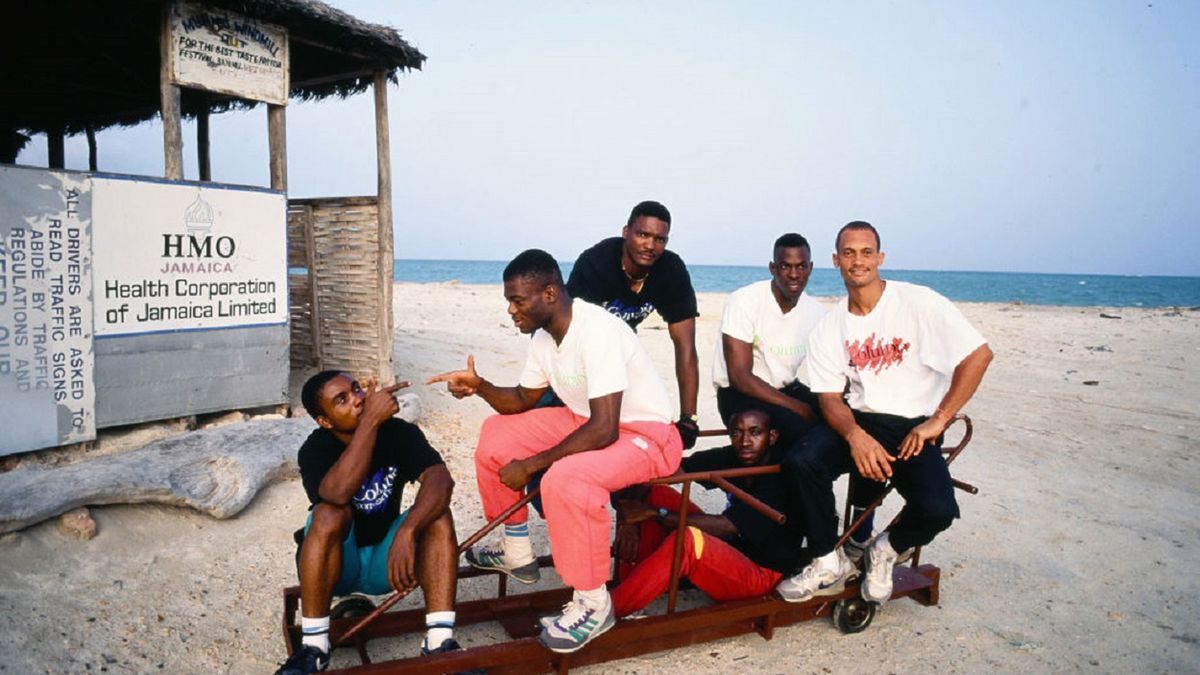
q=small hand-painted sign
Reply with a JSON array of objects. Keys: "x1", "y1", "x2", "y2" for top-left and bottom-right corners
[{"x1": 169, "y1": 1, "x2": 289, "y2": 105}]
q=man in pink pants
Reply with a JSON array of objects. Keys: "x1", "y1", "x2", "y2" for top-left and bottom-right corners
[{"x1": 428, "y1": 249, "x2": 683, "y2": 654}]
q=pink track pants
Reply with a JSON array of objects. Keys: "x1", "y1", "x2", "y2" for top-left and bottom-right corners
[{"x1": 475, "y1": 407, "x2": 682, "y2": 590}]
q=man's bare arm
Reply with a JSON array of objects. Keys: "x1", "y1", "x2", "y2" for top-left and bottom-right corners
[
  {"x1": 618, "y1": 501, "x2": 739, "y2": 539},
  {"x1": 668, "y1": 318, "x2": 700, "y2": 418},
  {"x1": 426, "y1": 355, "x2": 546, "y2": 414},
  {"x1": 898, "y1": 344, "x2": 993, "y2": 459},
  {"x1": 818, "y1": 391, "x2": 894, "y2": 483},
  {"x1": 724, "y1": 334, "x2": 815, "y2": 422},
  {"x1": 387, "y1": 464, "x2": 455, "y2": 591}
]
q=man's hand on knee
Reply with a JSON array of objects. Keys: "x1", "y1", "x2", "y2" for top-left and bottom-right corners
[
  {"x1": 387, "y1": 528, "x2": 419, "y2": 592},
  {"x1": 848, "y1": 428, "x2": 894, "y2": 482}
]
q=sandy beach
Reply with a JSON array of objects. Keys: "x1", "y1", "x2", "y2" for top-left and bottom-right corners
[{"x1": 2, "y1": 281, "x2": 1198, "y2": 673}]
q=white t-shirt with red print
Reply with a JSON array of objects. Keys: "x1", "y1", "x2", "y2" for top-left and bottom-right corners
[{"x1": 807, "y1": 281, "x2": 986, "y2": 418}]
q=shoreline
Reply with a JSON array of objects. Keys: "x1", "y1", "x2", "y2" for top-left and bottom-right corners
[{"x1": 393, "y1": 279, "x2": 1200, "y2": 310}]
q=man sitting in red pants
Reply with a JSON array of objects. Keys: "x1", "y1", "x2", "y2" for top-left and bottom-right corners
[
  {"x1": 427, "y1": 249, "x2": 683, "y2": 654},
  {"x1": 609, "y1": 409, "x2": 808, "y2": 617}
]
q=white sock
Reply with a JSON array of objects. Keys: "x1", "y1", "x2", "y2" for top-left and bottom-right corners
[
  {"x1": 503, "y1": 523, "x2": 534, "y2": 565},
  {"x1": 300, "y1": 615, "x2": 331, "y2": 653},
  {"x1": 874, "y1": 532, "x2": 895, "y2": 555},
  {"x1": 575, "y1": 586, "x2": 611, "y2": 611},
  {"x1": 816, "y1": 549, "x2": 842, "y2": 571},
  {"x1": 424, "y1": 610, "x2": 456, "y2": 651}
]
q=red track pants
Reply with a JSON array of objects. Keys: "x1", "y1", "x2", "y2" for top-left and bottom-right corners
[{"x1": 611, "y1": 485, "x2": 783, "y2": 617}]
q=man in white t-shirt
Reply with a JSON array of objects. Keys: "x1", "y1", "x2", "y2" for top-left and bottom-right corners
[
  {"x1": 715, "y1": 232, "x2": 880, "y2": 567},
  {"x1": 427, "y1": 249, "x2": 683, "y2": 654},
  {"x1": 712, "y1": 232, "x2": 828, "y2": 445},
  {"x1": 776, "y1": 221, "x2": 992, "y2": 606}
]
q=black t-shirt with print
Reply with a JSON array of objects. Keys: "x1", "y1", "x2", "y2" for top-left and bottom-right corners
[
  {"x1": 567, "y1": 237, "x2": 699, "y2": 331},
  {"x1": 298, "y1": 418, "x2": 444, "y2": 546},
  {"x1": 680, "y1": 446, "x2": 805, "y2": 574}
]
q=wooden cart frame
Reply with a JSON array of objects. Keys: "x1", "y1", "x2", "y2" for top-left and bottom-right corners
[{"x1": 282, "y1": 416, "x2": 976, "y2": 674}]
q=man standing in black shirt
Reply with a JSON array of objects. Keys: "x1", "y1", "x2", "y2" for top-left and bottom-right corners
[
  {"x1": 275, "y1": 371, "x2": 464, "y2": 675},
  {"x1": 567, "y1": 200, "x2": 701, "y2": 447}
]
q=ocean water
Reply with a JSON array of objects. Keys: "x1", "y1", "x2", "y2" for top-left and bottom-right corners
[{"x1": 394, "y1": 259, "x2": 1200, "y2": 308}]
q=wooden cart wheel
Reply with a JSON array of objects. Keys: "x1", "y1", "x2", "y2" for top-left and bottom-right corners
[
  {"x1": 331, "y1": 595, "x2": 376, "y2": 621},
  {"x1": 832, "y1": 597, "x2": 875, "y2": 634}
]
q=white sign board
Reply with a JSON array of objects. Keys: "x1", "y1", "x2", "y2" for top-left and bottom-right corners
[
  {"x1": 169, "y1": 1, "x2": 289, "y2": 105},
  {"x1": 0, "y1": 166, "x2": 95, "y2": 454},
  {"x1": 92, "y1": 179, "x2": 287, "y2": 337}
]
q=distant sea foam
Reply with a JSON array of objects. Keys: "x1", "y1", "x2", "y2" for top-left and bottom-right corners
[{"x1": 394, "y1": 259, "x2": 1200, "y2": 308}]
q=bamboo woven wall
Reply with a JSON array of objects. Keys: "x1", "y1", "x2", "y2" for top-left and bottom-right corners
[{"x1": 287, "y1": 197, "x2": 391, "y2": 376}]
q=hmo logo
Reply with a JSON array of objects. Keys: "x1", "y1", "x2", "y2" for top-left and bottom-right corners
[{"x1": 161, "y1": 234, "x2": 236, "y2": 258}]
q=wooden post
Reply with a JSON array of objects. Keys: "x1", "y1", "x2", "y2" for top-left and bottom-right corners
[
  {"x1": 47, "y1": 127, "x2": 65, "y2": 169},
  {"x1": 196, "y1": 108, "x2": 211, "y2": 181},
  {"x1": 301, "y1": 205, "x2": 323, "y2": 368},
  {"x1": 373, "y1": 71, "x2": 394, "y2": 380},
  {"x1": 268, "y1": 104, "x2": 287, "y2": 190},
  {"x1": 159, "y1": 3, "x2": 183, "y2": 180},
  {"x1": 85, "y1": 127, "x2": 97, "y2": 171}
]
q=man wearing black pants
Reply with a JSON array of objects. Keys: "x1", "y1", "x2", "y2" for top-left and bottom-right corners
[{"x1": 777, "y1": 221, "x2": 992, "y2": 605}]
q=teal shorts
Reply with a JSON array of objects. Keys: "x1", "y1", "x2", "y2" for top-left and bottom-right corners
[{"x1": 304, "y1": 509, "x2": 410, "y2": 596}]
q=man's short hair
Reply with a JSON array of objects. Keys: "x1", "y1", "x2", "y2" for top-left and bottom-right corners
[
  {"x1": 301, "y1": 370, "x2": 344, "y2": 419},
  {"x1": 731, "y1": 407, "x2": 774, "y2": 430},
  {"x1": 773, "y1": 233, "x2": 810, "y2": 257},
  {"x1": 627, "y1": 200, "x2": 672, "y2": 228},
  {"x1": 503, "y1": 249, "x2": 564, "y2": 287},
  {"x1": 836, "y1": 221, "x2": 881, "y2": 250}
]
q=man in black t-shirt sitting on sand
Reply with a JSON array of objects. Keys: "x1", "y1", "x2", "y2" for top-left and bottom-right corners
[{"x1": 275, "y1": 371, "x2": 467, "y2": 675}]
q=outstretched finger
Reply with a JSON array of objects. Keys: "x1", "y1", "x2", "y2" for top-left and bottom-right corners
[
  {"x1": 383, "y1": 381, "x2": 411, "y2": 393},
  {"x1": 425, "y1": 371, "x2": 458, "y2": 385},
  {"x1": 466, "y1": 354, "x2": 476, "y2": 374},
  {"x1": 365, "y1": 375, "x2": 378, "y2": 393}
]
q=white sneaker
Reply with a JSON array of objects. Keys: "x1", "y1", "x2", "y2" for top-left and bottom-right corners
[
  {"x1": 465, "y1": 544, "x2": 540, "y2": 584},
  {"x1": 862, "y1": 532, "x2": 899, "y2": 604},
  {"x1": 538, "y1": 596, "x2": 615, "y2": 653},
  {"x1": 777, "y1": 548, "x2": 855, "y2": 603},
  {"x1": 846, "y1": 537, "x2": 913, "y2": 567}
]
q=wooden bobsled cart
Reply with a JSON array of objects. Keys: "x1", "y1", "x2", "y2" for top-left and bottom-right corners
[{"x1": 281, "y1": 416, "x2": 976, "y2": 674}]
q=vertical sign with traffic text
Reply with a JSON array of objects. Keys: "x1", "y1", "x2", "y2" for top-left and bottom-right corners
[{"x1": 0, "y1": 167, "x2": 95, "y2": 455}]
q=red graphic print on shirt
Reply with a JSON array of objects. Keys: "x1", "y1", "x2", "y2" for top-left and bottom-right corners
[{"x1": 846, "y1": 333, "x2": 911, "y2": 374}]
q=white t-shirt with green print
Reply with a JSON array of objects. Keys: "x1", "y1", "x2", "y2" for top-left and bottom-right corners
[
  {"x1": 519, "y1": 299, "x2": 674, "y2": 423},
  {"x1": 711, "y1": 280, "x2": 827, "y2": 390}
]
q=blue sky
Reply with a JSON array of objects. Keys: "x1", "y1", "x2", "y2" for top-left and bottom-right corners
[{"x1": 18, "y1": 1, "x2": 1200, "y2": 276}]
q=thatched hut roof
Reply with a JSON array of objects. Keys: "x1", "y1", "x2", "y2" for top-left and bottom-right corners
[{"x1": 0, "y1": 0, "x2": 426, "y2": 136}]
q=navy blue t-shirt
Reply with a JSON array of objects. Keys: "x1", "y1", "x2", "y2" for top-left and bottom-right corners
[
  {"x1": 298, "y1": 418, "x2": 444, "y2": 546},
  {"x1": 680, "y1": 446, "x2": 804, "y2": 574},
  {"x1": 567, "y1": 237, "x2": 698, "y2": 331}
]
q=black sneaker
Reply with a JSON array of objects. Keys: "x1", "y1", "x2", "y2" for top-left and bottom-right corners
[
  {"x1": 421, "y1": 638, "x2": 487, "y2": 675},
  {"x1": 275, "y1": 644, "x2": 329, "y2": 675}
]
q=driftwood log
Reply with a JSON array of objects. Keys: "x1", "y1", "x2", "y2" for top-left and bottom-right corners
[{"x1": 0, "y1": 394, "x2": 420, "y2": 534}]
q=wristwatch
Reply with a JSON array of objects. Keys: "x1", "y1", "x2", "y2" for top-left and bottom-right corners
[
  {"x1": 657, "y1": 507, "x2": 669, "y2": 520},
  {"x1": 682, "y1": 413, "x2": 699, "y2": 425}
]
